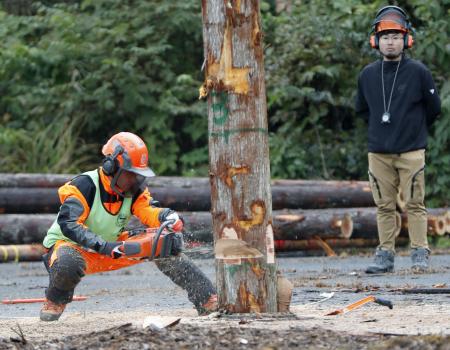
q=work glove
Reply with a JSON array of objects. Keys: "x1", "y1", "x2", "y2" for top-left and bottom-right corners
[
  {"x1": 158, "y1": 208, "x2": 184, "y2": 232},
  {"x1": 98, "y1": 241, "x2": 141, "y2": 259}
]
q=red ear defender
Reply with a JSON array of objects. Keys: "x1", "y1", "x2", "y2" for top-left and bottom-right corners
[
  {"x1": 405, "y1": 33, "x2": 414, "y2": 48},
  {"x1": 370, "y1": 34, "x2": 378, "y2": 49}
]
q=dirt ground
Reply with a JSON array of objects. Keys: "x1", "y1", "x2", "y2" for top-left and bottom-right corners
[{"x1": 0, "y1": 247, "x2": 449, "y2": 349}]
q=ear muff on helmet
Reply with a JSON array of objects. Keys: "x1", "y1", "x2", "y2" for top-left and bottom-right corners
[
  {"x1": 370, "y1": 34, "x2": 378, "y2": 49},
  {"x1": 404, "y1": 33, "x2": 414, "y2": 49},
  {"x1": 369, "y1": 5, "x2": 414, "y2": 49},
  {"x1": 102, "y1": 145, "x2": 124, "y2": 176}
]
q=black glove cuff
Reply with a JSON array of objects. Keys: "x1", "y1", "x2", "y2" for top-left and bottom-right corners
[
  {"x1": 158, "y1": 208, "x2": 174, "y2": 222},
  {"x1": 99, "y1": 241, "x2": 122, "y2": 258},
  {"x1": 171, "y1": 234, "x2": 184, "y2": 255}
]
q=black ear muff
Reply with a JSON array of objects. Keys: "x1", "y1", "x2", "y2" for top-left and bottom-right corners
[
  {"x1": 102, "y1": 156, "x2": 117, "y2": 176},
  {"x1": 102, "y1": 145, "x2": 124, "y2": 176}
]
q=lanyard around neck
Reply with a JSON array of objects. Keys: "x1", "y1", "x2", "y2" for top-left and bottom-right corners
[{"x1": 381, "y1": 58, "x2": 402, "y2": 114}]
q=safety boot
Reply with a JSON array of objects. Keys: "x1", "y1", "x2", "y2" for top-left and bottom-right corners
[
  {"x1": 40, "y1": 300, "x2": 66, "y2": 321},
  {"x1": 365, "y1": 248, "x2": 394, "y2": 274},
  {"x1": 411, "y1": 248, "x2": 430, "y2": 272},
  {"x1": 197, "y1": 294, "x2": 218, "y2": 316}
]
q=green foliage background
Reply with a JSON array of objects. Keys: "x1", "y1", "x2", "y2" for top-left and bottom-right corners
[{"x1": 0, "y1": 0, "x2": 448, "y2": 206}]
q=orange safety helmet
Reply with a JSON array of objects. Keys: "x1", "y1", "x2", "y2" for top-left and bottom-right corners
[
  {"x1": 369, "y1": 6, "x2": 414, "y2": 49},
  {"x1": 102, "y1": 132, "x2": 155, "y2": 178}
]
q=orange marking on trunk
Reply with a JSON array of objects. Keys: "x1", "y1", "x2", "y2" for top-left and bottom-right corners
[
  {"x1": 236, "y1": 201, "x2": 265, "y2": 231},
  {"x1": 238, "y1": 282, "x2": 261, "y2": 313},
  {"x1": 250, "y1": 263, "x2": 264, "y2": 279},
  {"x1": 224, "y1": 166, "x2": 250, "y2": 188},
  {"x1": 252, "y1": 11, "x2": 261, "y2": 47},
  {"x1": 205, "y1": 19, "x2": 250, "y2": 95}
]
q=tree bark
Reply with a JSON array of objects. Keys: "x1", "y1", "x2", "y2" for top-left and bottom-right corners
[{"x1": 202, "y1": 0, "x2": 277, "y2": 313}]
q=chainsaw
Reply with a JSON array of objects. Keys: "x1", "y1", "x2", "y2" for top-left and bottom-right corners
[{"x1": 118, "y1": 220, "x2": 184, "y2": 260}]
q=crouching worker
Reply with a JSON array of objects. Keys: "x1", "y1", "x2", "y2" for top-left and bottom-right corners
[{"x1": 40, "y1": 132, "x2": 217, "y2": 321}]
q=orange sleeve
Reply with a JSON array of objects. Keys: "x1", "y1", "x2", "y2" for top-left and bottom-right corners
[
  {"x1": 58, "y1": 182, "x2": 90, "y2": 224},
  {"x1": 131, "y1": 188, "x2": 162, "y2": 228}
]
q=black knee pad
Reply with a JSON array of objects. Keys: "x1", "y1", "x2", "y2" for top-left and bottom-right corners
[{"x1": 49, "y1": 246, "x2": 86, "y2": 292}]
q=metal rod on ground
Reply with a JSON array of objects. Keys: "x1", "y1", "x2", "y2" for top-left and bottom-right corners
[{"x1": 2, "y1": 296, "x2": 88, "y2": 304}]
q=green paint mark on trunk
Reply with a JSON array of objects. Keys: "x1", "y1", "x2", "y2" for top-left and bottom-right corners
[
  {"x1": 212, "y1": 91, "x2": 229, "y2": 125},
  {"x1": 210, "y1": 128, "x2": 268, "y2": 144}
]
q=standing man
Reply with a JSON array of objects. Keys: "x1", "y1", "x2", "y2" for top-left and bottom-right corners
[
  {"x1": 40, "y1": 132, "x2": 217, "y2": 321},
  {"x1": 355, "y1": 6, "x2": 441, "y2": 273}
]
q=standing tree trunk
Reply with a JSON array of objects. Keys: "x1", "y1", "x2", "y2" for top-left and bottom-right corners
[{"x1": 201, "y1": 0, "x2": 277, "y2": 313}]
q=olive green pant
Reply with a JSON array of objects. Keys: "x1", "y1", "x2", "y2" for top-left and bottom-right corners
[{"x1": 368, "y1": 150, "x2": 428, "y2": 252}]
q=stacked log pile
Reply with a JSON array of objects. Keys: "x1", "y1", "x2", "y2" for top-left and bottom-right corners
[
  {"x1": 0, "y1": 173, "x2": 448, "y2": 261},
  {"x1": 0, "y1": 174, "x2": 377, "y2": 213}
]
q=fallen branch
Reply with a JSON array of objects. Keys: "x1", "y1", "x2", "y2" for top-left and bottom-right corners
[{"x1": 401, "y1": 288, "x2": 450, "y2": 294}]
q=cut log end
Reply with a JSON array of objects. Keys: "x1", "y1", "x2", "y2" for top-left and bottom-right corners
[
  {"x1": 339, "y1": 214, "x2": 353, "y2": 239},
  {"x1": 428, "y1": 216, "x2": 447, "y2": 236},
  {"x1": 444, "y1": 211, "x2": 450, "y2": 235}
]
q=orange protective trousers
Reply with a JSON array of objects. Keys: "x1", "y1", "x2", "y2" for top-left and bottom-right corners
[{"x1": 48, "y1": 232, "x2": 142, "y2": 275}]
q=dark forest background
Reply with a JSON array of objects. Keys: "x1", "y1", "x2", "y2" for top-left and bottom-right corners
[{"x1": 0, "y1": 0, "x2": 448, "y2": 206}]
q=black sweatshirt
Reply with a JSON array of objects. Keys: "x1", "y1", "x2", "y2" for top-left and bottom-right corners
[{"x1": 355, "y1": 56, "x2": 441, "y2": 154}]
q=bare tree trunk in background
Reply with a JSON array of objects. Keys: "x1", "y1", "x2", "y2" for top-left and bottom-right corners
[{"x1": 201, "y1": 0, "x2": 277, "y2": 313}]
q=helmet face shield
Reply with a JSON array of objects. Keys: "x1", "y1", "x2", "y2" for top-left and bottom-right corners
[
  {"x1": 374, "y1": 8, "x2": 408, "y2": 34},
  {"x1": 127, "y1": 166, "x2": 155, "y2": 178},
  {"x1": 111, "y1": 168, "x2": 147, "y2": 198}
]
